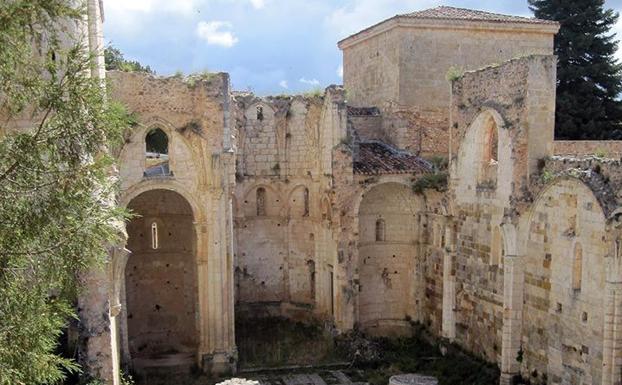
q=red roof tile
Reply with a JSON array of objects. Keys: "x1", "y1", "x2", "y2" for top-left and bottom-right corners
[
  {"x1": 402, "y1": 6, "x2": 557, "y2": 25},
  {"x1": 353, "y1": 141, "x2": 432, "y2": 175}
]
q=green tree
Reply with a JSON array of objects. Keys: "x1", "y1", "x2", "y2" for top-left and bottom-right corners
[
  {"x1": 105, "y1": 46, "x2": 154, "y2": 74},
  {"x1": 529, "y1": 0, "x2": 622, "y2": 139},
  {"x1": 0, "y1": 1, "x2": 130, "y2": 384}
]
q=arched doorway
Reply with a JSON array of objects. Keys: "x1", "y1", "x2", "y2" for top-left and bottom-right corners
[{"x1": 124, "y1": 189, "x2": 198, "y2": 366}]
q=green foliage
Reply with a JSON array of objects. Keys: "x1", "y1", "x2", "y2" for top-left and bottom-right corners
[
  {"x1": 445, "y1": 66, "x2": 464, "y2": 82},
  {"x1": 412, "y1": 172, "x2": 449, "y2": 194},
  {"x1": 104, "y1": 45, "x2": 154, "y2": 74},
  {"x1": 427, "y1": 156, "x2": 449, "y2": 172},
  {"x1": 303, "y1": 87, "x2": 324, "y2": 98},
  {"x1": 529, "y1": 0, "x2": 622, "y2": 139},
  {"x1": 595, "y1": 148, "x2": 608, "y2": 158},
  {"x1": 120, "y1": 372, "x2": 135, "y2": 385},
  {"x1": 184, "y1": 70, "x2": 218, "y2": 87},
  {"x1": 0, "y1": 1, "x2": 130, "y2": 384},
  {"x1": 541, "y1": 169, "x2": 554, "y2": 184}
]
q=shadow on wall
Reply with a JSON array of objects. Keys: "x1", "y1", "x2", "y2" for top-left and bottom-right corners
[{"x1": 235, "y1": 316, "x2": 339, "y2": 369}]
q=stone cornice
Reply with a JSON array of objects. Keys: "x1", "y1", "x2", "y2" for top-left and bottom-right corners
[{"x1": 337, "y1": 16, "x2": 560, "y2": 50}]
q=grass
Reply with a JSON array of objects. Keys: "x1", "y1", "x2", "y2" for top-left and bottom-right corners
[
  {"x1": 445, "y1": 66, "x2": 464, "y2": 82},
  {"x1": 412, "y1": 172, "x2": 449, "y2": 194}
]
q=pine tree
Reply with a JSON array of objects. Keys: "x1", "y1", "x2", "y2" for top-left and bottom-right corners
[
  {"x1": 0, "y1": 1, "x2": 130, "y2": 383},
  {"x1": 529, "y1": 0, "x2": 622, "y2": 139}
]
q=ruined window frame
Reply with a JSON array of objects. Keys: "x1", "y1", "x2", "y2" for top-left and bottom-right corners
[
  {"x1": 572, "y1": 242, "x2": 583, "y2": 291},
  {"x1": 256, "y1": 187, "x2": 266, "y2": 216},
  {"x1": 303, "y1": 188, "x2": 310, "y2": 217},
  {"x1": 375, "y1": 218, "x2": 386, "y2": 242},
  {"x1": 151, "y1": 222, "x2": 159, "y2": 250}
]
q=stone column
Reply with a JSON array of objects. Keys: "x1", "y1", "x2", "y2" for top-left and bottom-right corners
[
  {"x1": 441, "y1": 224, "x2": 456, "y2": 340},
  {"x1": 197, "y1": 190, "x2": 237, "y2": 376},
  {"x1": 78, "y1": 245, "x2": 129, "y2": 385},
  {"x1": 500, "y1": 254, "x2": 524, "y2": 385},
  {"x1": 602, "y1": 282, "x2": 622, "y2": 385}
]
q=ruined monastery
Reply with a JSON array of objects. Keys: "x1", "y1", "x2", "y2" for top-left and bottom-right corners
[{"x1": 72, "y1": 2, "x2": 622, "y2": 385}]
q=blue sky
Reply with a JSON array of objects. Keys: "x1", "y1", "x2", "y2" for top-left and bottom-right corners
[{"x1": 104, "y1": 0, "x2": 622, "y2": 95}]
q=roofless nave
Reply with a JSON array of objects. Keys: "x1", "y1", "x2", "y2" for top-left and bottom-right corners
[{"x1": 73, "y1": 4, "x2": 622, "y2": 385}]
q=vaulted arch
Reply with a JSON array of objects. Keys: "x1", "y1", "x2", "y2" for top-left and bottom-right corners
[
  {"x1": 521, "y1": 178, "x2": 607, "y2": 381},
  {"x1": 357, "y1": 182, "x2": 423, "y2": 336},
  {"x1": 454, "y1": 109, "x2": 512, "y2": 204},
  {"x1": 124, "y1": 189, "x2": 199, "y2": 369}
]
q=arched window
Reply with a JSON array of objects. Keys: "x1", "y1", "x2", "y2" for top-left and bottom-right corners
[
  {"x1": 484, "y1": 117, "x2": 498, "y2": 164},
  {"x1": 478, "y1": 115, "x2": 499, "y2": 186},
  {"x1": 145, "y1": 128, "x2": 170, "y2": 177},
  {"x1": 256, "y1": 187, "x2": 266, "y2": 216},
  {"x1": 375, "y1": 219, "x2": 386, "y2": 242},
  {"x1": 256, "y1": 105, "x2": 264, "y2": 121},
  {"x1": 573, "y1": 243, "x2": 583, "y2": 291},
  {"x1": 303, "y1": 188, "x2": 310, "y2": 217},
  {"x1": 151, "y1": 222, "x2": 159, "y2": 250},
  {"x1": 146, "y1": 128, "x2": 168, "y2": 156}
]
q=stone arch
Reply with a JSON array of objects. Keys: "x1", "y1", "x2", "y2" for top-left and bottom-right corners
[
  {"x1": 120, "y1": 180, "x2": 202, "y2": 221},
  {"x1": 455, "y1": 108, "x2": 512, "y2": 204},
  {"x1": 118, "y1": 117, "x2": 200, "y2": 191},
  {"x1": 123, "y1": 189, "x2": 199, "y2": 369},
  {"x1": 352, "y1": 177, "x2": 414, "y2": 218},
  {"x1": 287, "y1": 184, "x2": 311, "y2": 218},
  {"x1": 242, "y1": 184, "x2": 281, "y2": 217},
  {"x1": 144, "y1": 128, "x2": 170, "y2": 177},
  {"x1": 520, "y1": 177, "x2": 607, "y2": 382},
  {"x1": 244, "y1": 101, "x2": 277, "y2": 122},
  {"x1": 357, "y1": 182, "x2": 422, "y2": 336}
]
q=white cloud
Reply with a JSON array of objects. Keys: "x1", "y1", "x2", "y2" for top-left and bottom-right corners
[
  {"x1": 336, "y1": 64, "x2": 343, "y2": 78},
  {"x1": 279, "y1": 80, "x2": 289, "y2": 89},
  {"x1": 300, "y1": 77, "x2": 320, "y2": 86},
  {"x1": 105, "y1": 0, "x2": 200, "y2": 15},
  {"x1": 196, "y1": 21, "x2": 239, "y2": 47},
  {"x1": 326, "y1": 0, "x2": 441, "y2": 39},
  {"x1": 249, "y1": 0, "x2": 265, "y2": 9}
]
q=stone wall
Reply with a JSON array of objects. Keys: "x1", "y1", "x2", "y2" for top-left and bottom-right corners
[
  {"x1": 357, "y1": 182, "x2": 422, "y2": 336},
  {"x1": 522, "y1": 178, "x2": 607, "y2": 385},
  {"x1": 340, "y1": 19, "x2": 557, "y2": 156},
  {"x1": 125, "y1": 190, "x2": 198, "y2": 358},
  {"x1": 553, "y1": 140, "x2": 622, "y2": 157},
  {"x1": 447, "y1": 55, "x2": 557, "y2": 372},
  {"x1": 110, "y1": 71, "x2": 237, "y2": 376},
  {"x1": 232, "y1": 90, "x2": 345, "y2": 322}
]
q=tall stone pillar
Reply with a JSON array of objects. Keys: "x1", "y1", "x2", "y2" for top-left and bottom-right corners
[
  {"x1": 602, "y1": 228, "x2": 622, "y2": 385},
  {"x1": 78, "y1": 245, "x2": 129, "y2": 385},
  {"x1": 441, "y1": 223, "x2": 456, "y2": 340},
  {"x1": 602, "y1": 281, "x2": 622, "y2": 385},
  {"x1": 197, "y1": 190, "x2": 237, "y2": 376},
  {"x1": 500, "y1": 254, "x2": 524, "y2": 385}
]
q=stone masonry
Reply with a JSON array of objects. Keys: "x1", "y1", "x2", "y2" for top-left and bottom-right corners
[{"x1": 34, "y1": 4, "x2": 622, "y2": 385}]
